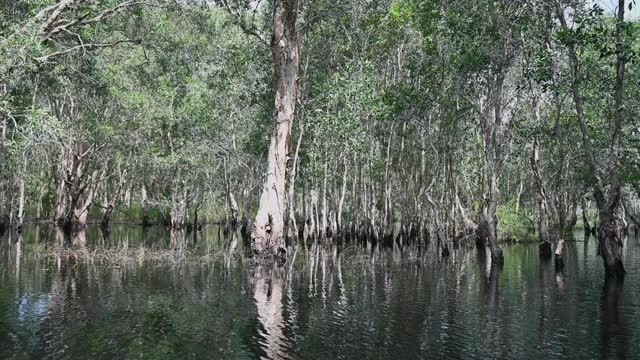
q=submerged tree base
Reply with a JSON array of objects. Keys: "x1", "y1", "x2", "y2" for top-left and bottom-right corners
[
  {"x1": 555, "y1": 254, "x2": 564, "y2": 272},
  {"x1": 249, "y1": 245, "x2": 287, "y2": 267},
  {"x1": 539, "y1": 242, "x2": 552, "y2": 259},
  {"x1": 604, "y1": 259, "x2": 626, "y2": 279},
  {"x1": 492, "y1": 250, "x2": 505, "y2": 267}
]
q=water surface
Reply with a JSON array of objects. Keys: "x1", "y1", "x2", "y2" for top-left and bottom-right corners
[{"x1": 1, "y1": 226, "x2": 639, "y2": 359}]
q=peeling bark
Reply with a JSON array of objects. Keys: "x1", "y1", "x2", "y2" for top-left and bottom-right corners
[{"x1": 251, "y1": 0, "x2": 302, "y2": 257}]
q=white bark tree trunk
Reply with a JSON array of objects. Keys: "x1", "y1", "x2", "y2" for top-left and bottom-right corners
[{"x1": 251, "y1": 0, "x2": 302, "y2": 256}]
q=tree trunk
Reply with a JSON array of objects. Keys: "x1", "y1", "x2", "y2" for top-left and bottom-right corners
[
  {"x1": 54, "y1": 150, "x2": 70, "y2": 226},
  {"x1": 483, "y1": 173, "x2": 503, "y2": 265},
  {"x1": 17, "y1": 154, "x2": 27, "y2": 230},
  {"x1": 320, "y1": 160, "x2": 328, "y2": 237},
  {"x1": 556, "y1": 0, "x2": 627, "y2": 277},
  {"x1": 101, "y1": 165, "x2": 127, "y2": 229},
  {"x1": 224, "y1": 157, "x2": 239, "y2": 226},
  {"x1": 555, "y1": 238, "x2": 565, "y2": 271},
  {"x1": 101, "y1": 204, "x2": 114, "y2": 229},
  {"x1": 476, "y1": 43, "x2": 510, "y2": 265},
  {"x1": 36, "y1": 171, "x2": 46, "y2": 220},
  {"x1": 566, "y1": 195, "x2": 578, "y2": 235},
  {"x1": 123, "y1": 184, "x2": 131, "y2": 208},
  {"x1": 228, "y1": 191, "x2": 239, "y2": 226},
  {"x1": 582, "y1": 198, "x2": 592, "y2": 236},
  {"x1": 596, "y1": 0, "x2": 627, "y2": 278},
  {"x1": 284, "y1": 132, "x2": 302, "y2": 240},
  {"x1": 193, "y1": 205, "x2": 199, "y2": 231},
  {"x1": 17, "y1": 177, "x2": 25, "y2": 230},
  {"x1": 624, "y1": 198, "x2": 640, "y2": 239},
  {"x1": 72, "y1": 169, "x2": 99, "y2": 228},
  {"x1": 0, "y1": 117, "x2": 6, "y2": 230},
  {"x1": 426, "y1": 188, "x2": 448, "y2": 257},
  {"x1": 515, "y1": 171, "x2": 524, "y2": 213},
  {"x1": 141, "y1": 185, "x2": 151, "y2": 227},
  {"x1": 530, "y1": 139, "x2": 552, "y2": 258},
  {"x1": 171, "y1": 186, "x2": 187, "y2": 230},
  {"x1": 383, "y1": 130, "x2": 393, "y2": 228},
  {"x1": 251, "y1": 0, "x2": 301, "y2": 257},
  {"x1": 337, "y1": 158, "x2": 348, "y2": 233}
]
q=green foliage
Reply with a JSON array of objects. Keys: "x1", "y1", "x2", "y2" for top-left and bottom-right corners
[
  {"x1": 0, "y1": 0, "x2": 638, "y2": 245},
  {"x1": 497, "y1": 201, "x2": 535, "y2": 242}
]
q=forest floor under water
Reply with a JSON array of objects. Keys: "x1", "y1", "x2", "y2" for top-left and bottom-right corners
[{"x1": 1, "y1": 225, "x2": 639, "y2": 359}]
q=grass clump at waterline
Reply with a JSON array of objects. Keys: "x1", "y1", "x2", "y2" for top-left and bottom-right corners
[{"x1": 45, "y1": 244, "x2": 243, "y2": 266}]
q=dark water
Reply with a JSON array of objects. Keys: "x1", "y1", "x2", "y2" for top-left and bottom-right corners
[{"x1": 1, "y1": 226, "x2": 639, "y2": 359}]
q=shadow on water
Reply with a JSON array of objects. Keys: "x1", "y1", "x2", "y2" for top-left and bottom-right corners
[{"x1": 0, "y1": 225, "x2": 639, "y2": 359}]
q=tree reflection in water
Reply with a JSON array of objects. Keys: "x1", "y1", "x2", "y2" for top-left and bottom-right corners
[
  {"x1": 251, "y1": 263, "x2": 286, "y2": 360},
  {"x1": 601, "y1": 274, "x2": 627, "y2": 359},
  {"x1": 1, "y1": 226, "x2": 639, "y2": 359}
]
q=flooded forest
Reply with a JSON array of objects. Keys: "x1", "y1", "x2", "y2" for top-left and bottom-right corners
[{"x1": 1, "y1": 0, "x2": 640, "y2": 359}]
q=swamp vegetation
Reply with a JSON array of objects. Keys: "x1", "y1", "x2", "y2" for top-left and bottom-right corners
[{"x1": 1, "y1": 0, "x2": 640, "y2": 358}]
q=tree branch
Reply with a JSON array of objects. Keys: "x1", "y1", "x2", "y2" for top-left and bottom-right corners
[
  {"x1": 45, "y1": 1, "x2": 157, "y2": 39},
  {"x1": 35, "y1": 39, "x2": 141, "y2": 63},
  {"x1": 219, "y1": 0, "x2": 269, "y2": 46}
]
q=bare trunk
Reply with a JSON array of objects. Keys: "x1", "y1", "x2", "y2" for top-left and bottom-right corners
[
  {"x1": 0, "y1": 116, "x2": 6, "y2": 229},
  {"x1": 54, "y1": 150, "x2": 70, "y2": 226},
  {"x1": 565, "y1": 195, "x2": 578, "y2": 234},
  {"x1": 284, "y1": 55, "x2": 309, "y2": 243},
  {"x1": 320, "y1": 160, "x2": 328, "y2": 237},
  {"x1": 101, "y1": 202, "x2": 115, "y2": 229},
  {"x1": 123, "y1": 185, "x2": 131, "y2": 208},
  {"x1": 456, "y1": 193, "x2": 477, "y2": 231},
  {"x1": 308, "y1": 189, "x2": 317, "y2": 241},
  {"x1": 426, "y1": 187, "x2": 448, "y2": 257},
  {"x1": 337, "y1": 158, "x2": 348, "y2": 232},
  {"x1": 17, "y1": 154, "x2": 27, "y2": 230},
  {"x1": 555, "y1": 238, "x2": 565, "y2": 271},
  {"x1": 171, "y1": 185, "x2": 187, "y2": 230},
  {"x1": 36, "y1": 171, "x2": 46, "y2": 220},
  {"x1": 251, "y1": 0, "x2": 301, "y2": 256},
  {"x1": 141, "y1": 185, "x2": 151, "y2": 227},
  {"x1": 224, "y1": 158, "x2": 239, "y2": 226},
  {"x1": 582, "y1": 198, "x2": 592, "y2": 235},
  {"x1": 483, "y1": 173, "x2": 503, "y2": 265},
  {"x1": 72, "y1": 169, "x2": 99, "y2": 228},
  {"x1": 53, "y1": 143, "x2": 104, "y2": 229},
  {"x1": 599, "y1": 205, "x2": 625, "y2": 277},
  {"x1": 515, "y1": 171, "x2": 524, "y2": 213},
  {"x1": 313, "y1": 189, "x2": 320, "y2": 239},
  {"x1": 530, "y1": 139, "x2": 551, "y2": 257},
  {"x1": 101, "y1": 166, "x2": 127, "y2": 229},
  {"x1": 17, "y1": 177, "x2": 25, "y2": 229},
  {"x1": 625, "y1": 198, "x2": 640, "y2": 239},
  {"x1": 383, "y1": 130, "x2": 393, "y2": 228},
  {"x1": 228, "y1": 191, "x2": 239, "y2": 226}
]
